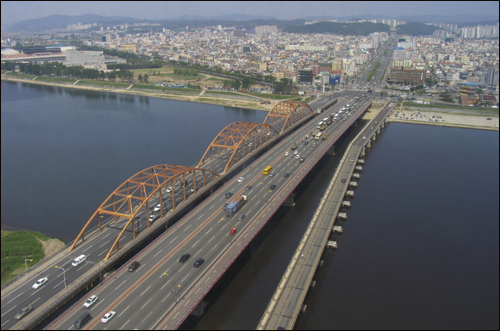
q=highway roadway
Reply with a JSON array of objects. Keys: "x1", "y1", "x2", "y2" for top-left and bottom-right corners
[{"x1": 46, "y1": 96, "x2": 367, "y2": 329}]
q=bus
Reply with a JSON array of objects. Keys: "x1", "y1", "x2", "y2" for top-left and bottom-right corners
[
  {"x1": 315, "y1": 132, "x2": 323, "y2": 140},
  {"x1": 263, "y1": 166, "x2": 272, "y2": 175}
]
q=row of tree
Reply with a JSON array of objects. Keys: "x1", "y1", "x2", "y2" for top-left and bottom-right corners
[
  {"x1": 3, "y1": 61, "x2": 142, "y2": 84},
  {"x1": 173, "y1": 68, "x2": 199, "y2": 76}
]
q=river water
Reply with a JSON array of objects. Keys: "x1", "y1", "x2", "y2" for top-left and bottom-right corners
[{"x1": 1, "y1": 81, "x2": 498, "y2": 329}]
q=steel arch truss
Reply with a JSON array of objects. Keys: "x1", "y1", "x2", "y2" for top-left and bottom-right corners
[
  {"x1": 198, "y1": 122, "x2": 279, "y2": 173},
  {"x1": 69, "y1": 165, "x2": 219, "y2": 260},
  {"x1": 263, "y1": 101, "x2": 313, "y2": 133}
]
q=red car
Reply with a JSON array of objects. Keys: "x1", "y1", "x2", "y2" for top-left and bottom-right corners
[
  {"x1": 230, "y1": 228, "x2": 237, "y2": 235},
  {"x1": 341, "y1": 179, "x2": 346, "y2": 183}
]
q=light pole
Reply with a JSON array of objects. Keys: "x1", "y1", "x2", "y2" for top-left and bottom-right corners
[
  {"x1": 24, "y1": 259, "x2": 32, "y2": 278},
  {"x1": 164, "y1": 273, "x2": 180, "y2": 303},
  {"x1": 55, "y1": 266, "x2": 67, "y2": 290}
]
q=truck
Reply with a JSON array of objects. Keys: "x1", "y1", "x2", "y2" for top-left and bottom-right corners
[
  {"x1": 291, "y1": 143, "x2": 298, "y2": 150},
  {"x1": 226, "y1": 195, "x2": 248, "y2": 217},
  {"x1": 311, "y1": 129, "x2": 319, "y2": 136},
  {"x1": 326, "y1": 118, "x2": 333, "y2": 125},
  {"x1": 315, "y1": 132, "x2": 323, "y2": 140}
]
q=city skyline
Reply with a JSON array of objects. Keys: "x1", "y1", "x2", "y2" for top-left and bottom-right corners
[{"x1": 2, "y1": 1, "x2": 499, "y2": 27}]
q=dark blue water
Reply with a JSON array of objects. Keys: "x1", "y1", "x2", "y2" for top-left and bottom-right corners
[
  {"x1": 1, "y1": 81, "x2": 266, "y2": 242},
  {"x1": 2, "y1": 81, "x2": 498, "y2": 329}
]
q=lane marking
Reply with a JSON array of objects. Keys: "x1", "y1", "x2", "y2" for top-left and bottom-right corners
[
  {"x1": 115, "y1": 280, "x2": 127, "y2": 291},
  {"x1": 82, "y1": 245, "x2": 93, "y2": 253},
  {"x1": 140, "y1": 286, "x2": 151, "y2": 297},
  {"x1": 153, "y1": 249, "x2": 163, "y2": 258},
  {"x1": 1, "y1": 305, "x2": 17, "y2": 318},
  {"x1": 7, "y1": 291, "x2": 24, "y2": 304},
  {"x1": 140, "y1": 298, "x2": 152, "y2": 310}
]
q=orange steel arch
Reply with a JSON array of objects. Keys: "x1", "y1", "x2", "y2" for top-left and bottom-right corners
[
  {"x1": 263, "y1": 101, "x2": 313, "y2": 133},
  {"x1": 69, "y1": 165, "x2": 219, "y2": 260},
  {"x1": 198, "y1": 122, "x2": 279, "y2": 173}
]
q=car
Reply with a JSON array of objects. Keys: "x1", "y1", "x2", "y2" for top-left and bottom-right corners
[
  {"x1": 487, "y1": 118, "x2": 492, "y2": 120},
  {"x1": 101, "y1": 311, "x2": 116, "y2": 324},
  {"x1": 299, "y1": 157, "x2": 305, "y2": 162},
  {"x1": 304, "y1": 141, "x2": 309, "y2": 145},
  {"x1": 245, "y1": 185, "x2": 252, "y2": 191},
  {"x1": 128, "y1": 261, "x2": 140, "y2": 272},
  {"x1": 15, "y1": 306, "x2": 33, "y2": 320},
  {"x1": 237, "y1": 177, "x2": 244, "y2": 183},
  {"x1": 179, "y1": 253, "x2": 191, "y2": 263},
  {"x1": 285, "y1": 151, "x2": 290, "y2": 156},
  {"x1": 362, "y1": 136, "x2": 366, "y2": 139},
  {"x1": 295, "y1": 154, "x2": 300, "y2": 159},
  {"x1": 166, "y1": 186, "x2": 172, "y2": 193},
  {"x1": 237, "y1": 213, "x2": 246, "y2": 221},
  {"x1": 294, "y1": 150, "x2": 298, "y2": 155},
  {"x1": 270, "y1": 184, "x2": 276, "y2": 190},
  {"x1": 194, "y1": 258, "x2": 205, "y2": 268},
  {"x1": 341, "y1": 178, "x2": 346, "y2": 183},
  {"x1": 284, "y1": 173, "x2": 289, "y2": 178},
  {"x1": 190, "y1": 188, "x2": 194, "y2": 193},
  {"x1": 269, "y1": 172, "x2": 275, "y2": 177},
  {"x1": 225, "y1": 191, "x2": 232, "y2": 199},
  {"x1": 32, "y1": 277, "x2": 48, "y2": 289},
  {"x1": 371, "y1": 126, "x2": 374, "y2": 129},
  {"x1": 350, "y1": 158, "x2": 354, "y2": 162},
  {"x1": 154, "y1": 206, "x2": 160, "y2": 212},
  {"x1": 312, "y1": 143, "x2": 317, "y2": 147},
  {"x1": 83, "y1": 295, "x2": 98, "y2": 308},
  {"x1": 230, "y1": 228, "x2": 237, "y2": 235}
]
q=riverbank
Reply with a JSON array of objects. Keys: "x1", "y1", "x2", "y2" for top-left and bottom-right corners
[
  {"x1": 1, "y1": 230, "x2": 65, "y2": 286},
  {"x1": 1, "y1": 74, "x2": 283, "y2": 111}
]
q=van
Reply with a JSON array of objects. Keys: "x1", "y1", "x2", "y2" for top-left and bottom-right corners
[
  {"x1": 74, "y1": 312, "x2": 91, "y2": 329},
  {"x1": 72, "y1": 254, "x2": 86, "y2": 267},
  {"x1": 225, "y1": 192, "x2": 232, "y2": 199}
]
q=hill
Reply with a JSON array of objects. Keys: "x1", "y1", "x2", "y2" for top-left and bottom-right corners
[
  {"x1": 396, "y1": 22, "x2": 440, "y2": 36},
  {"x1": 283, "y1": 21, "x2": 390, "y2": 36}
]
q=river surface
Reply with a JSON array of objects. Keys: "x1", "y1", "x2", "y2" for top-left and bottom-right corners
[{"x1": 1, "y1": 81, "x2": 498, "y2": 329}]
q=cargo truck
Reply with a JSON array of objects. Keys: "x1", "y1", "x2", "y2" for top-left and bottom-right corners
[
  {"x1": 226, "y1": 195, "x2": 248, "y2": 217},
  {"x1": 311, "y1": 129, "x2": 319, "y2": 136}
]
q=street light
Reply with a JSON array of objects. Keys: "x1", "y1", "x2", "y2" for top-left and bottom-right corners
[
  {"x1": 55, "y1": 266, "x2": 67, "y2": 290},
  {"x1": 24, "y1": 259, "x2": 32, "y2": 278},
  {"x1": 164, "y1": 273, "x2": 180, "y2": 303}
]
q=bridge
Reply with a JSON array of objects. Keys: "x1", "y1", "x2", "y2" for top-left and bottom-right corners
[
  {"x1": 258, "y1": 101, "x2": 395, "y2": 330},
  {"x1": 0, "y1": 95, "x2": 339, "y2": 330},
  {"x1": 2, "y1": 39, "x2": 395, "y2": 330}
]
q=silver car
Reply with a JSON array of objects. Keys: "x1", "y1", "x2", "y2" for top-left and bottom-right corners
[{"x1": 15, "y1": 306, "x2": 33, "y2": 320}]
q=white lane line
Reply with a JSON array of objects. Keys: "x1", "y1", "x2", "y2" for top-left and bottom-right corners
[
  {"x1": 7, "y1": 291, "x2": 24, "y2": 304},
  {"x1": 102, "y1": 233, "x2": 111, "y2": 239},
  {"x1": 195, "y1": 288, "x2": 201, "y2": 294},
  {"x1": 52, "y1": 280, "x2": 64, "y2": 289},
  {"x1": 184, "y1": 298, "x2": 191, "y2": 307},
  {"x1": 29, "y1": 297, "x2": 41, "y2": 307},
  {"x1": 184, "y1": 224, "x2": 192, "y2": 232},
  {"x1": 115, "y1": 280, "x2": 127, "y2": 291},
  {"x1": 119, "y1": 319, "x2": 130, "y2": 330},
  {"x1": 98, "y1": 250, "x2": 107, "y2": 257},
  {"x1": 170, "y1": 236, "x2": 178, "y2": 244},
  {"x1": 205, "y1": 227, "x2": 213, "y2": 235},
  {"x1": 141, "y1": 312, "x2": 153, "y2": 324},
  {"x1": 82, "y1": 245, "x2": 93, "y2": 253},
  {"x1": 179, "y1": 264, "x2": 187, "y2": 272},
  {"x1": 153, "y1": 249, "x2": 163, "y2": 258},
  {"x1": 1, "y1": 305, "x2": 17, "y2": 318},
  {"x1": 140, "y1": 286, "x2": 151, "y2": 297},
  {"x1": 208, "y1": 235, "x2": 215, "y2": 243},
  {"x1": 194, "y1": 248, "x2": 203, "y2": 256},
  {"x1": 181, "y1": 274, "x2": 190, "y2": 283},
  {"x1": 161, "y1": 280, "x2": 171, "y2": 290},
  {"x1": 192, "y1": 240, "x2": 200, "y2": 248},
  {"x1": 211, "y1": 245, "x2": 217, "y2": 252},
  {"x1": 161, "y1": 292, "x2": 172, "y2": 303},
  {"x1": 100, "y1": 240, "x2": 110, "y2": 248},
  {"x1": 174, "y1": 312, "x2": 180, "y2": 319},
  {"x1": 140, "y1": 298, "x2": 152, "y2": 310},
  {"x1": 205, "y1": 278, "x2": 210, "y2": 283},
  {"x1": 197, "y1": 215, "x2": 203, "y2": 220}
]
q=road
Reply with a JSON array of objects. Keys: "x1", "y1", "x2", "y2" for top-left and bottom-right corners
[{"x1": 46, "y1": 95, "x2": 371, "y2": 329}]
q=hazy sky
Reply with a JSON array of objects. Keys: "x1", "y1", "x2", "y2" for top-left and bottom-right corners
[{"x1": 2, "y1": 1, "x2": 499, "y2": 26}]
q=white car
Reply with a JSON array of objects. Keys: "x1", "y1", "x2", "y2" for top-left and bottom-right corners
[
  {"x1": 294, "y1": 150, "x2": 298, "y2": 155},
  {"x1": 101, "y1": 311, "x2": 116, "y2": 323},
  {"x1": 32, "y1": 277, "x2": 48, "y2": 289},
  {"x1": 237, "y1": 177, "x2": 244, "y2": 183},
  {"x1": 83, "y1": 295, "x2": 98, "y2": 308},
  {"x1": 285, "y1": 152, "x2": 290, "y2": 157},
  {"x1": 154, "y1": 206, "x2": 160, "y2": 212},
  {"x1": 362, "y1": 136, "x2": 366, "y2": 140},
  {"x1": 295, "y1": 154, "x2": 300, "y2": 159},
  {"x1": 166, "y1": 186, "x2": 172, "y2": 193}
]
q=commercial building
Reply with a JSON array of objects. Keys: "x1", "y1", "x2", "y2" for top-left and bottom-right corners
[
  {"x1": 297, "y1": 69, "x2": 313, "y2": 84},
  {"x1": 388, "y1": 67, "x2": 425, "y2": 84}
]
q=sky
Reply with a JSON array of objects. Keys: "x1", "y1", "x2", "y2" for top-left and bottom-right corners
[{"x1": 1, "y1": 1, "x2": 499, "y2": 26}]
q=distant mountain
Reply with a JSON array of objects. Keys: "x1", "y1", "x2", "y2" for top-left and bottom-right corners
[
  {"x1": 169, "y1": 14, "x2": 276, "y2": 21},
  {"x1": 396, "y1": 22, "x2": 439, "y2": 36},
  {"x1": 6, "y1": 14, "x2": 140, "y2": 32},
  {"x1": 284, "y1": 21, "x2": 390, "y2": 36},
  {"x1": 302, "y1": 14, "x2": 498, "y2": 24}
]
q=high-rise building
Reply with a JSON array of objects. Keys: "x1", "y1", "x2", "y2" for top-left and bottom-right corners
[{"x1": 255, "y1": 25, "x2": 277, "y2": 35}]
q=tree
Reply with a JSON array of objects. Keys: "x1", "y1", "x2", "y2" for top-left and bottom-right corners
[
  {"x1": 138, "y1": 74, "x2": 143, "y2": 84},
  {"x1": 476, "y1": 88, "x2": 484, "y2": 94},
  {"x1": 440, "y1": 91, "x2": 453, "y2": 103},
  {"x1": 144, "y1": 74, "x2": 149, "y2": 85}
]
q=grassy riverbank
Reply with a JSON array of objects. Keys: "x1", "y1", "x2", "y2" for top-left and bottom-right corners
[{"x1": 1, "y1": 230, "x2": 65, "y2": 285}]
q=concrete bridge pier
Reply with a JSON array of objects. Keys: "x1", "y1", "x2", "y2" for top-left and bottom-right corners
[
  {"x1": 372, "y1": 132, "x2": 377, "y2": 141},
  {"x1": 283, "y1": 192, "x2": 296, "y2": 206},
  {"x1": 377, "y1": 127, "x2": 381, "y2": 134},
  {"x1": 190, "y1": 300, "x2": 209, "y2": 317},
  {"x1": 367, "y1": 140, "x2": 372, "y2": 148},
  {"x1": 381, "y1": 121, "x2": 385, "y2": 128},
  {"x1": 361, "y1": 146, "x2": 366, "y2": 157}
]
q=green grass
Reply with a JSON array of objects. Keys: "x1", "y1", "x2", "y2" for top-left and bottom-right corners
[
  {"x1": 1, "y1": 230, "x2": 51, "y2": 285},
  {"x1": 76, "y1": 80, "x2": 131, "y2": 88},
  {"x1": 367, "y1": 62, "x2": 380, "y2": 81},
  {"x1": 5, "y1": 72, "x2": 36, "y2": 79},
  {"x1": 164, "y1": 73, "x2": 206, "y2": 80},
  {"x1": 36, "y1": 76, "x2": 77, "y2": 83},
  {"x1": 204, "y1": 90, "x2": 248, "y2": 96},
  {"x1": 247, "y1": 92, "x2": 297, "y2": 99},
  {"x1": 403, "y1": 102, "x2": 499, "y2": 113},
  {"x1": 205, "y1": 77, "x2": 225, "y2": 83}
]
